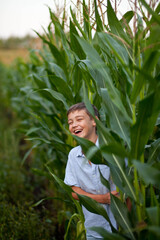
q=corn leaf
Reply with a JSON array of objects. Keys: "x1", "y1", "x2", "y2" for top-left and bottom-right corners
[
  {"x1": 131, "y1": 89, "x2": 160, "y2": 159},
  {"x1": 90, "y1": 226, "x2": 125, "y2": 240},
  {"x1": 70, "y1": 20, "x2": 86, "y2": 59},
  {"x1": 76, "y1": 36, "x2": 131, "y2": 122},
  {"x1": 101, "y1": 88, "x2": 130, "y2": 148},
  {"x1": 47, "y1": 74, "x2": 74, "y2": 102},
  {"x1": 111, "y1": 195, "x2": 135, "y2": 240},
  {"x1": 131, "y1": 51, "x2": 160, "y2": 104},
  {"x1": 133, "y1": 161, "x2": 160, "y2": 187},
  {"x1": 139, "y1": 0, "x2": 160, "y2": 25},
  {"x1": 83, "y1": 0, "x2": 91, "y2": 39},
  {"x1": 70, "y1": 7, "x2": 87, "y2": 40},
  {"x1": 109, "y1": 164, "x2": 134, "y2": 199},
  {"x1": 47, "y1": 166, "x2": 84, "y2": 216},
  {"x1": 107, "y1": 0, "x2": 130, "y2": 44},
  {"x1": 146, "y1": 206, "x2": 160, "y2": 226},
  {"x1": 148, "y1": 139, "x2": 160, "y2": 164},
  {"x1": 97, "y1": 32, "x2": 132, "y2": 84},
  {"x1": 77, "y1": 194, "x2": 117, "y2": 232},
  {"x1": 41, "y1": 88, "x2": 69, "y2": 110},
  {"x1": 94, "y1": 0, "x2": 103, "y2": 32}
]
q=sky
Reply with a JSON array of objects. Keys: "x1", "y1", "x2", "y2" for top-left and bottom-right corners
[
  {"x1": 0, "y1": 0, "x2": 56, "y2": 38},
  {"x1": 0, "y1": 0, "x2": 143, "y2": 39}
]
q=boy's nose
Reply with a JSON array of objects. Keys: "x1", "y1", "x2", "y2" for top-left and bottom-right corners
[{"x1": 72, "y1": 121, "x2": 78, "y2": 128}]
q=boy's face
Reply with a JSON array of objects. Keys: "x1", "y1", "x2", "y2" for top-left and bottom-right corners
[{"x1": 68, "y1": 109, "x2": 97, "y2": 142}]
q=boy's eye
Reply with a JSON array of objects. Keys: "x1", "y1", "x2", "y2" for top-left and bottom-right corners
[{"x1": 77, "y1": 118, "x2": 83, "y2": 121}]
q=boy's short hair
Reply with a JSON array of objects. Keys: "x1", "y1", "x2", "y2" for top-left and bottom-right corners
[{"x1": 67, "y1": 102, "x2": 100, "y2": 119}]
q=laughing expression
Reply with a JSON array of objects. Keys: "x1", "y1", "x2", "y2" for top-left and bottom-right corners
[{"x1": 68, "y1": 109, "x2": 97, "y2": 143}]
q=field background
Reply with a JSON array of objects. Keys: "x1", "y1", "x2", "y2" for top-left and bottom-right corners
[
  {"x1": 0, "y1": 48, "x2": 29, "y2": 64},
  {"x1": 0, "y1": 36, "x2": 42, "y2": 64},
  {"x1": 0, "y1": 35, "x2": 67, "y2": 239}
]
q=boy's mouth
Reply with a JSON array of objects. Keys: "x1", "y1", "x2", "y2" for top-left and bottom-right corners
[{"x1": 74, "y1": 129, "x2": 83, "y2": 135}]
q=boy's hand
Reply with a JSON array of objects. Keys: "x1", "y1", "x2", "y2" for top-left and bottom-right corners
[
  {"x1": 72, "y1": 186, "x2": 119, "y2": 204},
  {"x1": 104, "y1": 191, "x2": 119, "y2": 204}
]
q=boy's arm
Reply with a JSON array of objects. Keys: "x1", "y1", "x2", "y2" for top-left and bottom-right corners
[{"x1": 72, "y1": 186, "x2": 119, "y2": 204}]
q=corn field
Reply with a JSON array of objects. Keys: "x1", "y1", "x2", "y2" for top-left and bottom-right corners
[{"x1": 0, "y1": 0, "x2": 160, "y2": 239}]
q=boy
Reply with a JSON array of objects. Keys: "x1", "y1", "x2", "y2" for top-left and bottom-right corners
[{"x1": 64, "y1": 102, "x2": 118, "y2": 240}]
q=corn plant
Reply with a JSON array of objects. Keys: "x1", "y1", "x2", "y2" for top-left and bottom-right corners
[{"x1": 17, "y1": 0, "x2": 160, "y2": 239}]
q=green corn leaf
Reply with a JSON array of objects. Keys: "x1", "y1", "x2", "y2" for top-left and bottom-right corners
[
  {"x1": 47, "y1": 74, "x2": 74, "y2": 102},
  {"x1": 70, "y1": 7, "x2": 87, "y2": 40},
  {"x1": 76, "y1": 36, "x2": 132, "y2": 123},
  {"x1": 99, "y1": 168, "x2": 111, "y2": 191},
  {"x1": 100, "y1": 144, "x2": 128, "y2": 159},
  {"x1": 33, "y1": 73, "x2": 47, "y2": 89},
  {"x1": 25, "y1": 137, "x2": 51, "y2": 144},
  {"x1": 94, "y1": 0, "x2": 103, "y2": 32},
  {"x1": 33, "y1": 115, "x2": 65, "y2": 145},
  {"x1": 146, "y1": 206, "x2": 160, "y2": 226},
  {"x1": 36, "y1": 89, "x2": 64, "y2": 110},
  {"x1": 72, "y1": 135, "x2": 104, "y2": 165},
  {"x1": 84, "y1": 137, "x2": 128, "y2": 161},
  {"x1": 148, "y1": 138, "x2": 160, "y2": 164},
  {"x1": 48, "y1": 62, "x2": 67, "y2": 81},
  {"x1": 32, "y1": 196, "x2": 71, "y2": 208},
  {"x1": 107, "y1": 0, "x2": 130, "y2": 44},
  {"x1": 46, "y1": 166, "x2": 84, "y2": 216},
  {"x1": 131, "y1": 89, "x2": 160, "y2": 159},
  {"x1": 54, "y1": 22, "x2": 74, "y2": 67},
  {"x1": 77, "y1": 194, "x2": 117, "y2": 232},
  {"x1": 96, "y1": 120, "x2": 136, "y2": 200},
  {"x1": 83, "y1": 0, "x2": 91, "y2": 39},
  {"x1": 35, "y1": 31, "x2": 68, "y2": 75},
  {"x1": 148, "y1": 226, "x2": 160, "y2": 238},
  {"x1": 47, "y1": 43, "x2": 68, "y2": 74},
  {"x1": 111, "y1": 195, "x2": 135, "y2": 240},
  {"x1": 133, "y1": 160, "x2": 160, "y2": 187},
  {"x1": 26, "y1": 127, "x2": 42, "y2": 136},
  {"x1": 90, "y1": 226, "x2": 125, "y2": 240},
  {"x1": 145, "y1": 24, "x2": 160, "y2": 62},
  {"x1": 62, "y1": 2, "x2": 66, "y2": 30},
  {"x1": 131, "y1": 51, "x2": 160, "y2": 104},
  {"x1": 94, "y1": 119, "x2": 125, "y2": 165},
  {"x1": 101, "y1": 88, "x2": 131, "y2": 148},
  {"x1": 82, "y1": 88, "x2": 136, "y2": 200},
  {"x1": 46, "y1": 166, "x2": 73, "y2": 194},
  {"x1": 49, "y1": 8, "x2": 61, "y2": 41},
  {"x1": 64, "y1": 213, "x2": 83, "y2": 240},
  {"x1": 32, "y1": 168, "x2": 53, "y2": 179},
  {"x1": 47, "y1": 9, "x2": 74, "y2": 67},
  {"x1": 97, "y1": 32, "x2": 132, "y2": 84},
  {"x1": 70, "y1": 20, "x2": 86, "y2": 59},
  {"x1": 41, "y1": 88, "x2": 69, "y2": 110},
  {"x1": 34, "y1": 30, "x2": 61, "y2": 60},
  {"x1": 120, "y1": 11, "x2": 134, "y2": 28},
  {"x1": 139, "y1": 0, "x2": 160, "y2": 25},
  {"x1": 83, "y1": 85, "x2": 128, "y2": 159},
  {"x1": 109, "y1": 164, "x2": 135, "y2": 200},
  {"x1": 21, "y1": 142, "x2": 40, "y2": 166}
]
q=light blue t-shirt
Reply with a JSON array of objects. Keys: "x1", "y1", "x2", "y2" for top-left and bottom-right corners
[{"x1": 64, "y1": 140, "x2": 117, "y2": 238}]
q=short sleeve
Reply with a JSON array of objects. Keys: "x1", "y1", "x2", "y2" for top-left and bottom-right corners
[{"x1": 64, "y1": 151, "x2": 79, "y2": 187}]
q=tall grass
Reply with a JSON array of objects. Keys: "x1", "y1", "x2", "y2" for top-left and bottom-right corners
[{"x1": 0, "y1": 63, "x2": 74, "y2": 240}]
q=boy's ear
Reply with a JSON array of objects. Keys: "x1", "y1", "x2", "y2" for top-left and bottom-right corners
[{"x1": 92, "y1": 116, "x2": 98, "y2": 127}]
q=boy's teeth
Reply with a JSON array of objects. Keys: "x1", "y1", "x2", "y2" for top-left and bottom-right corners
[{"x1": 75, "y1": 130, "x2": 81, "y2": 133}]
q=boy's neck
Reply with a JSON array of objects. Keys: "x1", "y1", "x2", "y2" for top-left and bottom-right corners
[{"x1": 89, "y1": 134, "x2": 98, "y2": 144}]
